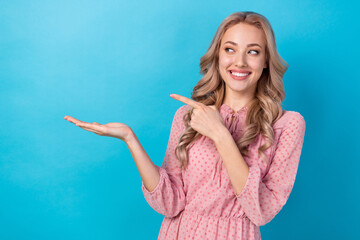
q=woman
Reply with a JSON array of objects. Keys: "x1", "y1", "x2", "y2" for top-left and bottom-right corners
[{"x1": 65, "y1": 11, "x2": 306, "y2": 240}]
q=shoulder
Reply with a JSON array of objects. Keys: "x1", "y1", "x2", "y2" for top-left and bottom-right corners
[
  {"x1": 273, "y1": 110, "x2": 306, "y2": 131},
  {"x1": 174, "y1": 105, "x2": 191, "y2": 118},
  {"x1": 173, "y1": 105, "x2": 191, "y2": 129}
]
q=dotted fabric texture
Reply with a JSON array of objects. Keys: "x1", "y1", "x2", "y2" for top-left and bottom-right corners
[{"x1": 141, "y1": 103, "x2": 306, "y2": 240}]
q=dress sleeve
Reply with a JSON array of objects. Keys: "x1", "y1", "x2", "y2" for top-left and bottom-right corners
[
  {"x1": 235, "y1": 112, "x2": 306, "y2": 226},
  {"x1": 141, "y1": 106, "x2": 187, "y2": 218}
]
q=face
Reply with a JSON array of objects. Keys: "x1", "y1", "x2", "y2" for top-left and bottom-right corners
[{"x1": 218, "y1": 23, "x2": 267, "y2": 98}]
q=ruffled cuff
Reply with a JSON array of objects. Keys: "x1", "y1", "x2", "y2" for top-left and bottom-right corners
[{"x1": 141, "y1": 165, "x2": 167, "y2": 195}]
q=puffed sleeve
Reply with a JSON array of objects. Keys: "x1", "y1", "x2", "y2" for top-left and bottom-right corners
[
  {"x1": 141, "y1": 105, "x2": 187, "y2": 218},
  {"x1": 235, "y1": 112, "x2": 306, "y2": 226}
]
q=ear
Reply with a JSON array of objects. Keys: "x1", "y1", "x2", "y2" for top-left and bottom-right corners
[{"x1": 264, "y1": 62, "x2": 268, "y2": 69}]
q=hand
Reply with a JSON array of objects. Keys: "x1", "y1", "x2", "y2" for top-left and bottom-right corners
[
  {"x1": 64, "y1": 115, "x2": 134, "y2": 143},
  {"x1": 170, "y1": 94, "x2": 225, "y2": 141}
]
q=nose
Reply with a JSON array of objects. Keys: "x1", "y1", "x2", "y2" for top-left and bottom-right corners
[{"x1": 234, "y1": 51, "x2": 247, "y2": 67}]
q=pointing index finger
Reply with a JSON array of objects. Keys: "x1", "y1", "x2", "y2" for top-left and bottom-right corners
[{"x1": 170, "y1": 94, "x2": 202, "y2": 108}]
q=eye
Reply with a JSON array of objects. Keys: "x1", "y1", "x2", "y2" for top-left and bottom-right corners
[
  {"x1": 225, "y1": 47, "x2": 234, "y2": 53},
  {"x1": 249, "y1": 50, "x2": 259, "y2": 55}
]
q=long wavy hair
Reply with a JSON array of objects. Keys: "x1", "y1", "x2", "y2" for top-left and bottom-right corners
[{"x1": 175, "y1": 11, "x2": 288, "y2": 170}]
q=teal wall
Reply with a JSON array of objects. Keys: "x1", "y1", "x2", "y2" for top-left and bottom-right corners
[{"x1": 1, "y1": 0, "x2": 359, "y2": 239}]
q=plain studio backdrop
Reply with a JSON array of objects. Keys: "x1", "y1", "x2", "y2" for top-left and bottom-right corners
[{"x1": 0, "y1": 0, "x2": 359, "y2": 239}]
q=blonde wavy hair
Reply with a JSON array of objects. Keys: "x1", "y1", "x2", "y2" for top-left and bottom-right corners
[{"x1": 175, "y1": 11, "x2": 288, "y2": 170}]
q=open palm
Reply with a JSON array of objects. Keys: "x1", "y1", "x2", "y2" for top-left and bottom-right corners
[{"x1": 64, "y1": 115, "x2": 133, "y2": 142}]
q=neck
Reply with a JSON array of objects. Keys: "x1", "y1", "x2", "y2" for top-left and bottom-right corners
[{"x1": 223, "y1": 89, "x2": 255, "y2": 112}]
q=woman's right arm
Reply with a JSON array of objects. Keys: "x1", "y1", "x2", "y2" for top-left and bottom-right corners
[
  {"x1": 65, "y1": 105, "x2": 188, "y2": 218},
  {"x1": 125, "y1": 132, "x2": 161, "y2": 192},
  {"x1": 64, "y1": 115, "x2": 160, "y2": 191},
  {"x1": 138, "y1": 106, "x2": 188, "y2": 218}
]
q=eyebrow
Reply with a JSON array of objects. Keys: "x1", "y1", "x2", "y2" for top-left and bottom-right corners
[{"x1": 223, "y1": 41, "x2": 262, "y2": 48}]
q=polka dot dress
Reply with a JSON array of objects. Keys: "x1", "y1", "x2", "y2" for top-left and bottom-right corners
[{"x1": 141, "y1": 103, "x2": 306, "y2": 240}]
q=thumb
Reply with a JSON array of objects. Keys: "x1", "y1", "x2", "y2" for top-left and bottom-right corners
[{"x1": 208, "y1": 105, "x2": 218, "y2": 110}]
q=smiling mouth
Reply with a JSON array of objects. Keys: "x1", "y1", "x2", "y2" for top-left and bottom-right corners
[
  {"x1": 228, "y1": 70, "x2": 252, "y2": 80},
  {"x1": 229, "y1": 70, "x2": 251, "y2": 76}
]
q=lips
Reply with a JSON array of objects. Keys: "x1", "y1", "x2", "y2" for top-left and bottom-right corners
[
  {"x1": 228, "y1": 70, "x2": 252, "y2": 80},
  {"x1": 229, "y1": 70, "x2": 251, "y2": 74}
]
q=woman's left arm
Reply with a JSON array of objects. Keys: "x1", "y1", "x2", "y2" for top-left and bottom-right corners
[
  {"x1": 212, "y1": 127, "x2": 250, "y2": 196},
  {"x1": 214, "y1": 112, "x2": 306, "y2": 227},
  {"x1": 169, "y1": 94, "x2": 306, "y2": 226}
]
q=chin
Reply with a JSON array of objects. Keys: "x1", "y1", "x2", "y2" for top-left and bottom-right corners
[
  {"x1": 227, "y1": 80, "x2": 258, "y2": 94},
  {"x1": 226, "y1": 85, "x2": 247, "y2": 93}
]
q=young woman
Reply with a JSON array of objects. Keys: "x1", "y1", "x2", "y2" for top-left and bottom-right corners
[{"x1": 65, "y1": 11, "x2": 306, "y2": 240}]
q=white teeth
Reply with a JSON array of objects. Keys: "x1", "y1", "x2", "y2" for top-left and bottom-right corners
[{"x1": 230, "y1": 71, "x2": 250, "y2": 77}]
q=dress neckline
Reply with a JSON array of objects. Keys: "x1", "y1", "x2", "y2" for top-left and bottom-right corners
[{"x1": 220, "y1": 103, "x2": 248, "y2": 115}]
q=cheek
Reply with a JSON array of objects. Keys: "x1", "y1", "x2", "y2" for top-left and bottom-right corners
[
  {"x1": 219, "y1": 54, "x2": 232, "y2": 68},
  {"x1": 248, "y1": 58, "x2": 266, "y2": 70},
  {"x1": 248, "y1": 60, "x2": 266, "y2": 82}
]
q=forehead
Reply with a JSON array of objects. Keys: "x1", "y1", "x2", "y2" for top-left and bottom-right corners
[{"x1": 221, "y1": 23, "x2": 266, "y2": 47}]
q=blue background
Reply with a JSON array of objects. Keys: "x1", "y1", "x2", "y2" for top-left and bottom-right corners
[{"x1": 1, "y1": 0, "x2": 359, "y2": 239}]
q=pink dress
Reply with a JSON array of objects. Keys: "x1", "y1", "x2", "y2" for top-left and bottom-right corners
[{"x1": 141, "y1": 103, "x2": 306, "y2": 240}]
